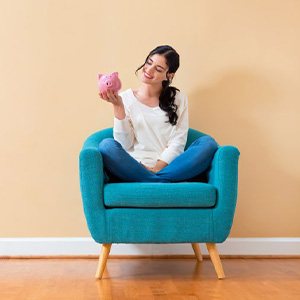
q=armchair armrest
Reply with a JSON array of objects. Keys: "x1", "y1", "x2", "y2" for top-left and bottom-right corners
[
  {"x1": 207, "y1": 146, "x2": 240, "y2": 242},
  {"x1": 79, "y1": 129, "x2": 113, "y2": 242}
]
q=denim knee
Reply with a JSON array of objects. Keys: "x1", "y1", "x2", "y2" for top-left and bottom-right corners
[
  {"x1": 98, "y1": 138, "x2": 117, "y2": 154},
  {"x1": 204, "y1": 136, "x2": 219, "y2": 153},
  {"x1": 194, "y1": 135, "x2": 218, "y2": 146}
]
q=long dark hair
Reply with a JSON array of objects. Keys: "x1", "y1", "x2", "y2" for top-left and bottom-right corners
[{"x1": 135, "y1": 45, "x2": 180, "y2": 125}]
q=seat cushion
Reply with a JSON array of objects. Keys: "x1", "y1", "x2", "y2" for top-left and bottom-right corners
[{"x1": 104, "y1": 182, "x2": 217, "y2": 208}]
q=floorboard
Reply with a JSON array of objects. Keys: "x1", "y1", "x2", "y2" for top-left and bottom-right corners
[{"x1": 0, "y1": 258, "x2": 299, "y2": 299}]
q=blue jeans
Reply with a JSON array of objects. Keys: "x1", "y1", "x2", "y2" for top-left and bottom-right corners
[{"x1": 98, "y1": 135, "x2": 218, "y2": 183}]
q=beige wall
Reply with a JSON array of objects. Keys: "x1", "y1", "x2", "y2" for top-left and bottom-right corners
[{"x1": 0, "y1": 0, "x2": 299, "y2": 238}]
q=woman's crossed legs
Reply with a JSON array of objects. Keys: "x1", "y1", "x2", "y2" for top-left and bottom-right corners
[{"x1": 98, "y1": 136, "x2": 218, "y2": 183}]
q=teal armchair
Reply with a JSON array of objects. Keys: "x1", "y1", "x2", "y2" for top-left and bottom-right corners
[{"x1": 79, "y1": 128, "x2": 240, "y2": 279}]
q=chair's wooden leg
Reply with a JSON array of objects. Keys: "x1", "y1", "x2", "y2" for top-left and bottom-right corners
[
  {"x1": 191, "y1": 243, "x2": 203, "y2": 261},
  {"x1": 95, "y1": 243, "x2": 112, "y2": 279},
  {"x1": 206, "y1": 243, "x2": 225, "y2": 279}
]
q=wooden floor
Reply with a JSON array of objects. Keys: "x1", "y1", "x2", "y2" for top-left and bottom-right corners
[{"x1": 1, "y1": 257, "x2": 300, "y2": 299}]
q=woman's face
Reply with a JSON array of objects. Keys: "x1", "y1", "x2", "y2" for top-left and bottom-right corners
[{"x1": 141, "y1": 54, "x2": 174, "y2": 85}]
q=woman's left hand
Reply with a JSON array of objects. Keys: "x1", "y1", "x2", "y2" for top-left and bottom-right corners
[
  {"x1": 141, "y1": 160, "x2": 168, "y2": 173},
  {"x1": 152, "y1": 160, "x2": 168, "y2": 172},
  {"x1": 141, "y1": 163, "x2": 156, "y2": 173}
]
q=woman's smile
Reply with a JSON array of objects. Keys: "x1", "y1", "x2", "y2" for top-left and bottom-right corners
[{"x1": 143, "y1": 71, "x2": 153, "y2": 79}]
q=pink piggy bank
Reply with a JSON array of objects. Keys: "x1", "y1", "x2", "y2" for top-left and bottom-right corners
[{"x1": 97, "y1": 72, "x2": 122, "y2": 94}]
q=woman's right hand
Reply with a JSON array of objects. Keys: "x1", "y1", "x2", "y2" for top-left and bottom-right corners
[
  {"x1": 99, "y1": 89, "x2": 126, "y2": 120},
  {"x1": 99, "y1": 89, "x2": 123, "y2": 107}
]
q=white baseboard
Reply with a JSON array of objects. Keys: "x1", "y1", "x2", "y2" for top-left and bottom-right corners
[{"x1": 0, "y1": 237, "x2": 299, "y2": 256}]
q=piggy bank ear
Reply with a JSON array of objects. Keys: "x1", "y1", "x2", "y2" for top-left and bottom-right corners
[
  {"x1": 97, "y1": 73, "x2": 103, "y2": 80},
  {"x1": 111, "y1": 72, "x2": 119, "y2": 77}
]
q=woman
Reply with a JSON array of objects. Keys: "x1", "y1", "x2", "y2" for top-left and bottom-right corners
[{"x1": 98, "y1": 45, "x2": 218, "y2": 182}]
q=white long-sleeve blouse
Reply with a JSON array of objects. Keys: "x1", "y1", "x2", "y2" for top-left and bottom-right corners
[{"x1": 113, "y1": 88, "x2": 189, "y2": 167}]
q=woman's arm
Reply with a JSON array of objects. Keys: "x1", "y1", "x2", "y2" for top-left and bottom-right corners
[
  {"x1": 158, "y1": 93, "x2": 189, "y2": 165},
  {"x1": 144, "y1": 94, "x2": 189, "y2": 173},
  {"x1": 99, "y1": 89, "x2": 135, "y2": 150},
  {"x1": 113, "y1": 102, "x2": 126, "y2": 120},
  {"x1": 99, "y1": 89, "x2": 125, "y2": 119}
]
